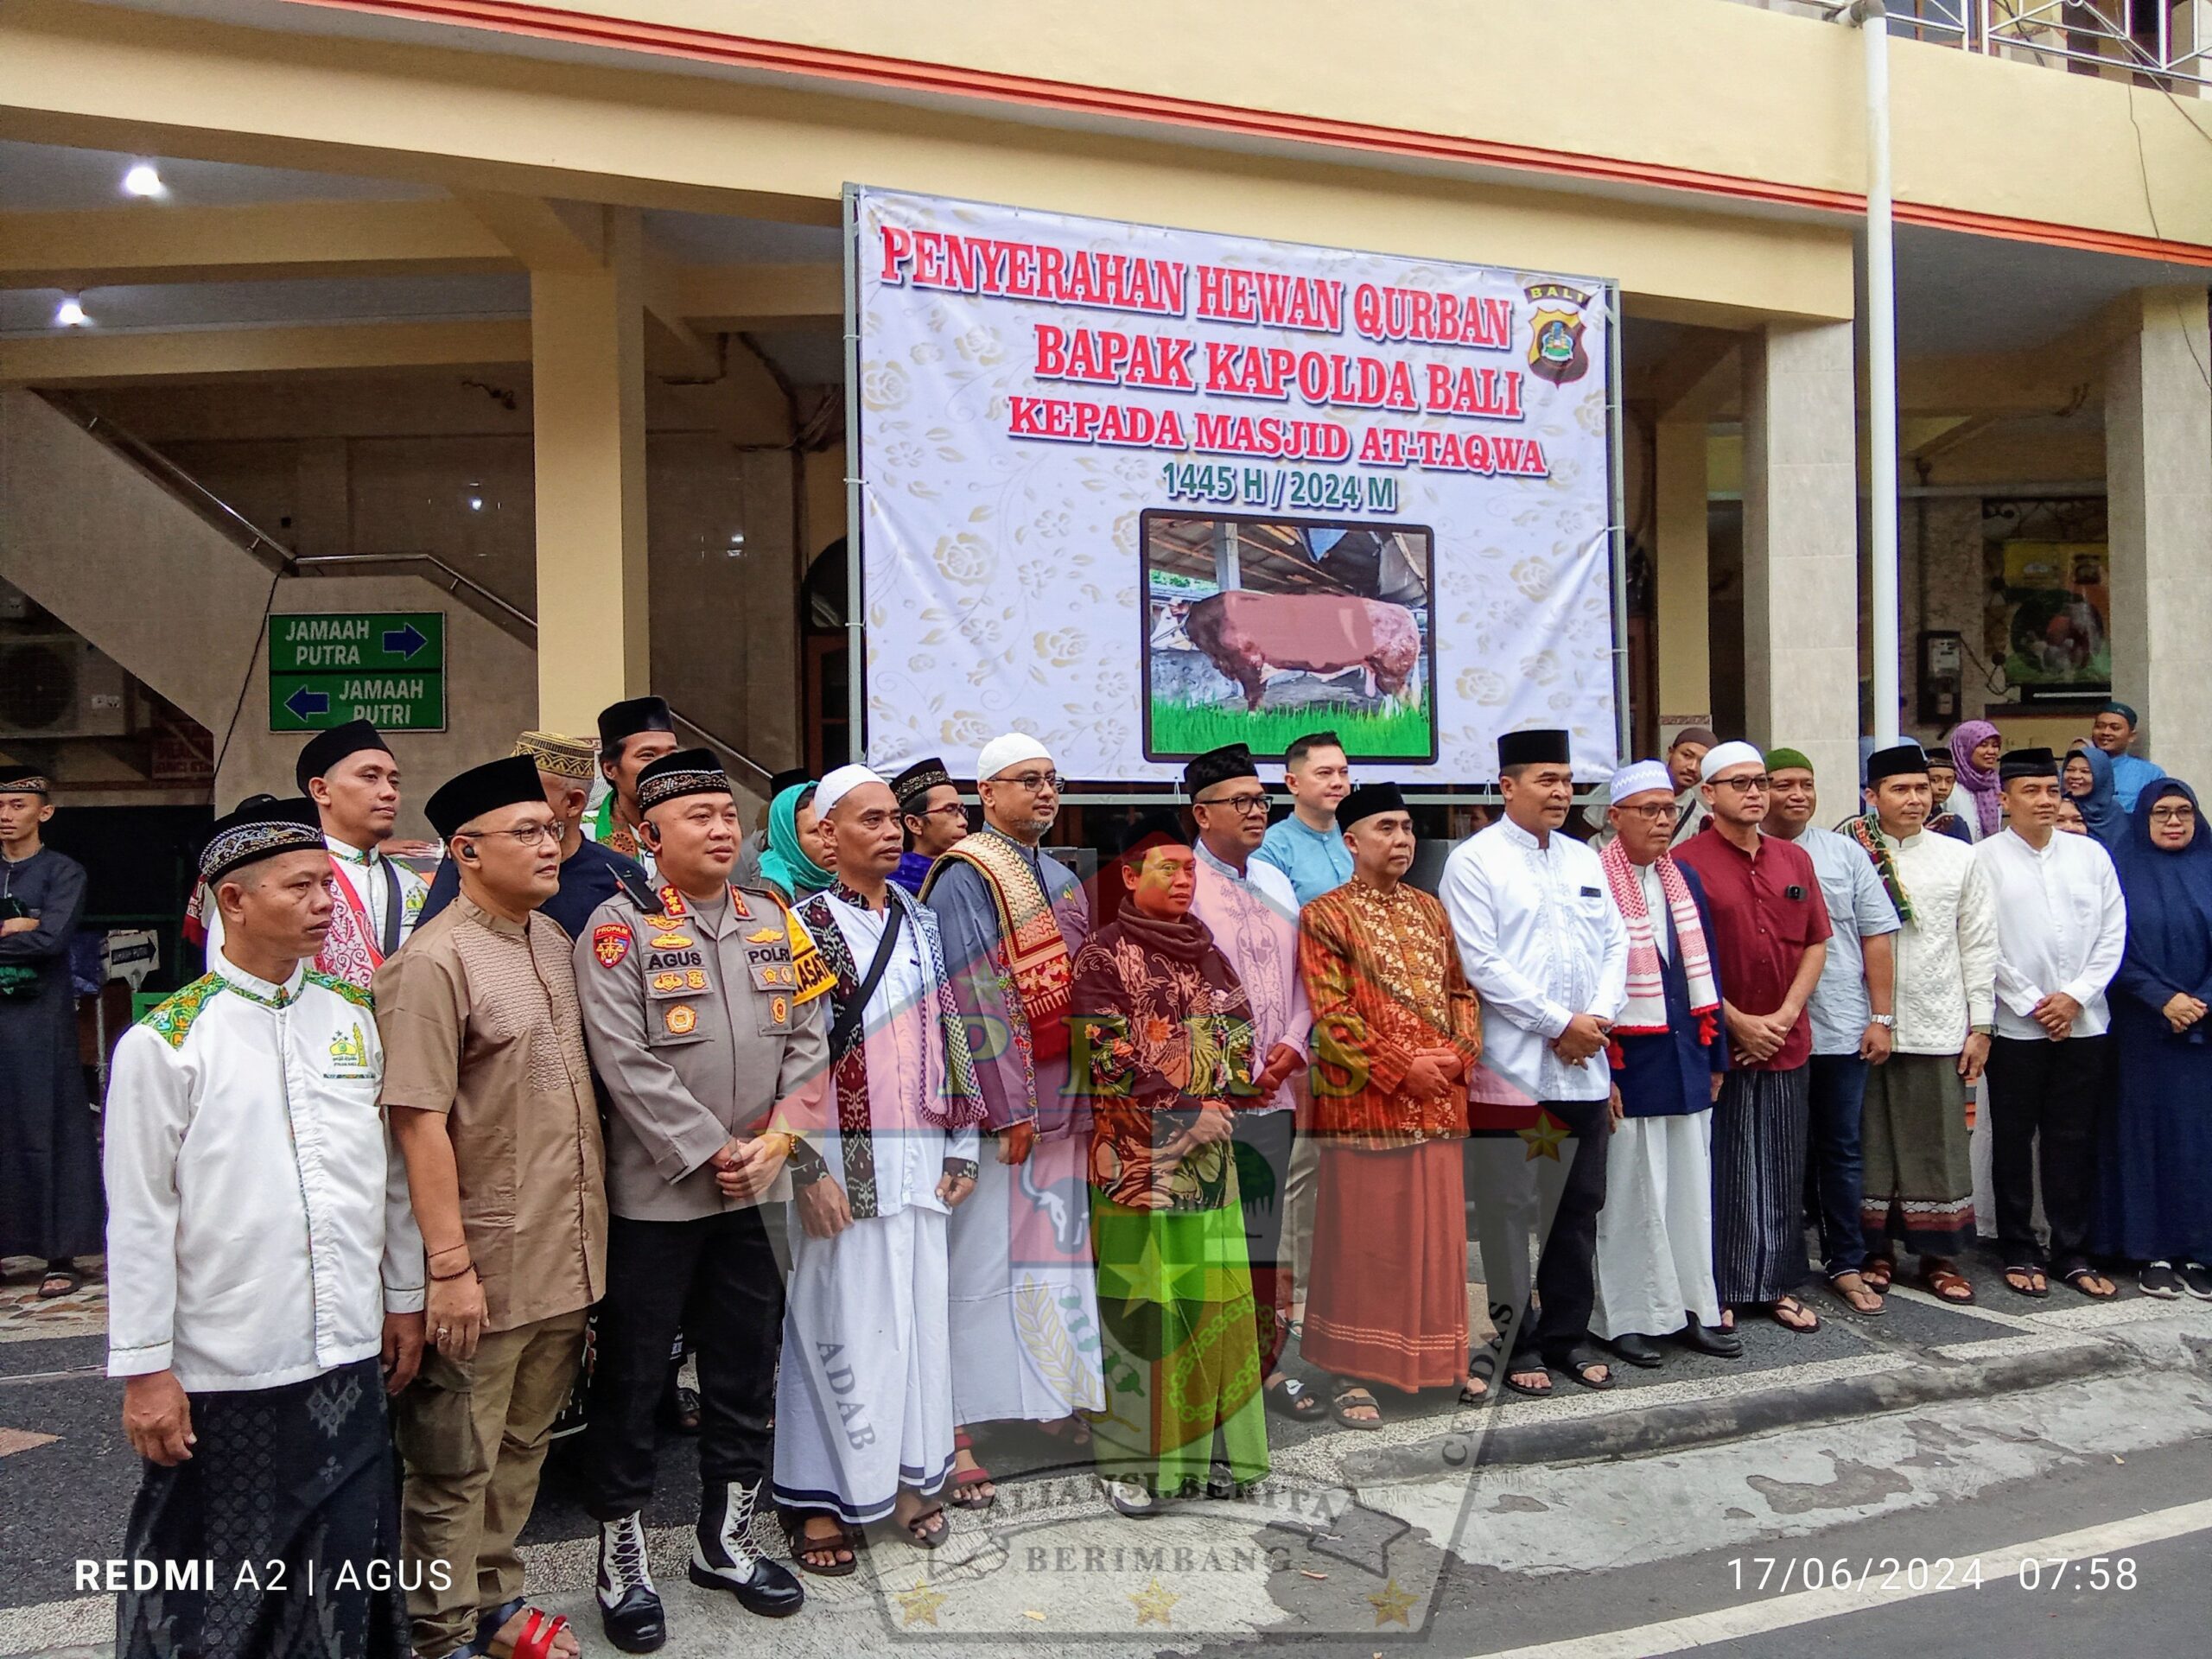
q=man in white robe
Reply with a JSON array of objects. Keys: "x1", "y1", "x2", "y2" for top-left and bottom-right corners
[
  {"x1": 1589, "y1": 762, "x2": 1733, "y2": 1367},
  {"x1": 107, "y1": 795, "x2": 425, "y2": 1657},
  {"x1": 779, "y1": 768, "x2": 985, "y2": 1565}
]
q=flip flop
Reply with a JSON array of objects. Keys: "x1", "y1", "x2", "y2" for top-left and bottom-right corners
[
  {"x1": 2003, "y1": 1264, "x2": 2050, "y2": 1300},
  {"x1": 1770, "y1": 1295, "x2": 1821, "y2": 1333},
  {"x1": 2061, "y1": 1266, "x2": 2117, "y2": 1300},
  {"x1": 1459, "y1": 1350, "x2": 1497, "y2": 1405},
  {"x1": 948, "y1": 1431, "x2": 996, "y2": 1510},
  {"x1": 1556, "y1": 1350, "x2": 1613, "y2": 1391},
  {"x1": 1502, "y1": 1363, "x2": 1552, "y2": 1399},
  {"x1": 1827, "y1": 1271, "x2": 1885, "y2": 1315}
]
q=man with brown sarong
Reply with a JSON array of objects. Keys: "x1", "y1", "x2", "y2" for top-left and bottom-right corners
[{"x1": 1298, "y1": 783, "x2": 1484, "y2": 1427}]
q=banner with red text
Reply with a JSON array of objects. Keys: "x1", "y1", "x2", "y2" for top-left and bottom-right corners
[{"x1": 849, "y1": 187, "x2": 1620, "y2": 785}]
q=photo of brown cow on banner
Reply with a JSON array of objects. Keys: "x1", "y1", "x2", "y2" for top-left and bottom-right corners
[{"x1": 1141, "y1": 512, "x2": 1436, "y2": 763}]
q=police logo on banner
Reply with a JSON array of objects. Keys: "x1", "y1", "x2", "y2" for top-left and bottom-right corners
[{"x1": 1523, "y1": 281, "x2": 1592, "y2": 386}]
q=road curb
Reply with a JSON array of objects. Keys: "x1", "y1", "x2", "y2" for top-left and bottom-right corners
[{"x1": 1343, "y1": 1339, "x2": 2135, "y2": 1484}]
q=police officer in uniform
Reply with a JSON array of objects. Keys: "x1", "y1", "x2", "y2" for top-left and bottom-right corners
[{"x1": 572, "y1": 749, "x2": 834, "y2": 1648}]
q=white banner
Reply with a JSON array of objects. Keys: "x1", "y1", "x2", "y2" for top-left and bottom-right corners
[{"x1": 851, "y1": 187, "x2": 1620, "y2": 785}]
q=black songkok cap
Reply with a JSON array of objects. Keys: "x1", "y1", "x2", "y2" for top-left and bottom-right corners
[
  {"x1": 766, "y1": 766, "x2": 813, "y2": 800},
  {"x1": 0, "y1": 766, "x2": 52, "y2": 796},
  {"x1": 200, "y1": 795, "x2": 324, "y2": 886},
  {"x1": 1865, "y1": 743, "x2": 1931, "y2": 784},
  {"x1": 1999, "y1": 747, "x2": 2060, "y2": 785},
  {"x1": 1113, "y1": 810, "x2": 1185, "y2": 863},
  {"x1": 294, "y1": 719, "x2": 390, "y2": 793},
  {"x1": 595, "y1": 696, "x2": 674, "y2": 753},
  {"x1": 636, "y1": 748, "x2": 730, "y2": 813},
  {"x1": 1497, "y1": 728, "x2": 1572, "y2": 771},
  {"x1": 891, "y1": 757, "x2": 953, "y2": 814},
  {"x1": 425, "y1": 755, "x2": 546, "y2": 842},
  {"x1": 1184, "y1": 743, "x2": 1261, "y2": 799},
  {"x1": 1338, "y1": 782, "x2": 1408, "y2": 830}
]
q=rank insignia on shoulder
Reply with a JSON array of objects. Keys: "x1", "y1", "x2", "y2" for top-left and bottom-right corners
[
  {"x1": 594, "y1": 924, "x2": 632, "y2": 969},
  {"x1": 650, "y1": 931, "x2": 695, "y2": 950},
  {"x1": 664, "y1": 1003, "x2": 697, "y2": 1036},
  {"x1": 728, "y1": 887, "x2": 752, "y2": 919},
  {"x1": 655, "y1": 886, "x2": 688, "y2": 919}
]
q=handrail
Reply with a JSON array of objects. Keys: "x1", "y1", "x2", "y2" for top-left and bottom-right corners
[
  {"x1": 1733, "y1": 1, "x2": 2209, "y2": 86},
  {"x1": 38, "y1": 390, "x2": 777, "y2": 791}
]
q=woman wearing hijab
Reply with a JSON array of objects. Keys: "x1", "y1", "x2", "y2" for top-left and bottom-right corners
[
  {"x1": 2063, "y1": 744, "x2": 2128, "y2": 849},
  {"x1": 1070, "y1": 817, "x2": 1268, "y2": 1515},
  {"x1": 755, "y1": 781, "x2": 836, "y2": 904},
  {"x1": 2098, "y1": 779, "x2": 2212, "y2": 1300},
  {"x1": 1946, "y1": 720, "x2": 2004, "y2": 842}
]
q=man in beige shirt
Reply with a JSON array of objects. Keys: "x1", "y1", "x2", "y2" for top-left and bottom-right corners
[
  {"x1": 378, "y1": 755, "x2": 608, "y2": 1659},
  {"x1": 572, "y1": 749, "x2": 831, "y2": 1645}
]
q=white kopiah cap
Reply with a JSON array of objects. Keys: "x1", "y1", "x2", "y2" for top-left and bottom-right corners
[
  {"x1": 1699, "y1": 740, "x2": 1764, "y2": 783},
  {"x1": 813, "y1": 763, "x2": 884, "y2": 817},
  {"x1": 976, "y1": 731, "x2": 1052, "y2": 782},
  {"x1": 1608, "y1": 760, "x2": 1674, "y2": 804}
]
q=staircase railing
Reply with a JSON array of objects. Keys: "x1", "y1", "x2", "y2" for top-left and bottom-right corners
[{"x1": 35, "y1": 391, "x2": 773, "y2": 790}]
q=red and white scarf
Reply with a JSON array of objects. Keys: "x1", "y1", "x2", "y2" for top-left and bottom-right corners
[
  {"x1": 315, "y1": 856, "x2": 385, "y2": 990},
  {"x1": 1599, "y1": 836, "x2": 1719, "y2": 1039}
]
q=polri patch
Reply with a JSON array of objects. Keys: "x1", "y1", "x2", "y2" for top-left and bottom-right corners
[
  {"x1": 593, "y1": 924, "x2": 632, "y2": 969},
  {"x1": 664, "y1": 1003, "x2": 698, "y2": 1036}
]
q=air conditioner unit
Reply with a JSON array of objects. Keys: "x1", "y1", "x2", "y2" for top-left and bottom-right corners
[{"x1": 0, "y1": 636, "x2": 133, "y2": 738}]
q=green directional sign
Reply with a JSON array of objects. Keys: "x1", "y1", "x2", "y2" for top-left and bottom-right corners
[{"x1": 269, "y1": 612, "x2": 447, "y2": 733}]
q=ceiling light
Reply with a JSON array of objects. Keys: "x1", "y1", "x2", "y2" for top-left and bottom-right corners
[
  {"x1": 121, "y1": 162, "x2": 167, "y2": 200},
  {"x1": 467, "y1": 496, "x2": 485, "y2": 512},
  {"x1": 54, "y1": 294, "x2": 90, "y2": 327}
]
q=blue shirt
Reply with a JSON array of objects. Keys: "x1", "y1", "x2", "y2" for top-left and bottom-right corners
[
  {"x1": 418, "y1": 836, "x2": 651, "y2": 942},
  {"x1": 1789, "y1": 824, "x2": 1901, "y2": 1056},
  {"x1": 2109, "y1": 752, "x2": 2167, "y2": 814},
  {"x1": 890, "y1": 851, "x2": 935, "y2": 897},
  {"x1": 1612, "y1": 863, "x2": 1729, "y2": 1117},
  {"x1": 1255, "y1": 813, "x2": 1351, "y2": 906}
]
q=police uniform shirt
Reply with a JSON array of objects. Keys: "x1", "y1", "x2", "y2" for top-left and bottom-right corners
[{"x1": 573, "y1": 881, "x2": 832, "y2": 1222}]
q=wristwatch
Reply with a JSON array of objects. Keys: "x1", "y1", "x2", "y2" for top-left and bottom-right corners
[{"x1": 1869, "y1": 1014, "x2": 1895, "y2": 1029}]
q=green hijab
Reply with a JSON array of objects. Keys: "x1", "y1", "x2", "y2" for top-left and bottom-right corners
[{"x1": 758, "y1": 781, "x2": 832, "y2": 899}]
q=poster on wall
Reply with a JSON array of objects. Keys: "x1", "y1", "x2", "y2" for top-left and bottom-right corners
[
  {"x1": 1981, "y1": 498, "x2": 2110, "y2": 706},
  {"x1": 849, "y1": 186, "x2": 1622, "y2": 785}
]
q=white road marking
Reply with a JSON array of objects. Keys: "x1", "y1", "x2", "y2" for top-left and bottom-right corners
[{"x1": 1466, "y1": 1496, "x2": 2212, "y2": 1658}]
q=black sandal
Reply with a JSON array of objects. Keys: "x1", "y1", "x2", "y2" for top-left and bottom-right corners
[
  {"x1": 1556, "y1": 1348, "x2": 1614, "y2": 1391},
  {"x1": 2003, "y1": 1264, "x2": 2050, "y2": 1300},
  {"x1": 2061, "y1": 1264, "x2": 2117, "y2": 1300},
  {"x1": 783, "y1": 1513, "x2": 860, "y2": 1577},
  {"x1": 901, "y1": 1503, "x2": 950, "y2": 1550},
  {"x1": 1264, "y1": 1376, "x2": 1326, "y2": 1421},
  {"x1": 35, "y1": 1269, "x2": 79, "y2": 1300},
  {"x1": 1502, "y1": 1360, "x2": 1552, "y2": 1398},
  {"x1": 1329, "y1": 1379, "x2": 1383, "y2": 1429},
  {"x1": 1459, "y1": 1350, "x2": 1497, "y2": 1405}
]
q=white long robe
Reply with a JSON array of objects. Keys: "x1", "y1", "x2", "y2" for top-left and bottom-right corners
[{"x1": 773, "y1": 888, "x2": 977, "y2": 1522}]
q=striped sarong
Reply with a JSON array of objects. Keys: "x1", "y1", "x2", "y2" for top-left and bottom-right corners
[{"x1": 1711, "y1": 1065, "x2": 1812, "y2": 1304}]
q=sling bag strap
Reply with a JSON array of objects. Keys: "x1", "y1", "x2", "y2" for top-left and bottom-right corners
[{"x1": 828, "y1": 897, "x2": 905, "y2": 1058}]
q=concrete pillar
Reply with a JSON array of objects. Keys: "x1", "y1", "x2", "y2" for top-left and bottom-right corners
[
  {"x1": 1653, "y1": 420, "x2": 1712, "y2": 736},
  {"x1": 531, "y1": 207, "x2": 647, "y2": 736},
  {"x1": 2107, "y1": 285, "x2": 2212, "y2": 786},
  {"x1": 1740, "y1": 320, "x2": 1860, "y2": 791}
]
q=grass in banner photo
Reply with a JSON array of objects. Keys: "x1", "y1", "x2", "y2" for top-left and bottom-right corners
[
  {"x1": 1140, "y1": 509, "x2": 1439, "y2": 762},
  {"x1": 1148, "y1": 696, "x2": 1435, "y2": 760}
]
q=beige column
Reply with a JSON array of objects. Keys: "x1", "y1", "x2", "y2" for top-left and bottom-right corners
[
  {"x1": 1740, "y1": 320, "x2": 1860, "y2": 791},
  {"x1": 531, "y1": 207, "x2": 648, "y2": 735},
  {"x1": 2107, "y1": 285, "x2": 2212, "y2": 786},
  {"x1": 1654, "y1": 420, "x2": 1712, "y2": 735}
]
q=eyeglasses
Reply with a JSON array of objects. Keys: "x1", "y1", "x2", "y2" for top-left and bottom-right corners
[
  {"x1": 455, "y1": 820, "x2": 563, "y2": 848},
  {"x1": 912, "y1": 802, "x2": 968, "y2": 823},
  {"x1": 1710, "y1": 775, "x2": 1770, "y2": 793},
  {"x1": 1197, "y1": 791, "x2": 1272, "y2": 817},
  {"x1": 2149, "y1": 804, "x2": 2196, "y2": 825},
  {"x1": 1616, "y1": 802, "x2": 1680, "y2": 823},
  {"x1": 995, "y1": 772, "x2": 1063, "y2": 793}
]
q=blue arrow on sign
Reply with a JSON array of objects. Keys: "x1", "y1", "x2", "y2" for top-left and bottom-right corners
[
  {"x1": 286, "y1": 684, "x2": 330, "y2": 720},
  {"x1": 383, "y1": 623, "x2": 429, "y2": 659}
]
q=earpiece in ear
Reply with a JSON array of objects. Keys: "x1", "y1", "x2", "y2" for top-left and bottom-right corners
[{"x1": 461, "y1": 846, "x2": 478, "y2": 861}]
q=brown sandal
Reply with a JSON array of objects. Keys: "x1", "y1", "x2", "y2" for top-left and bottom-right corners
[
  {"x1": 1861, "y1": 1255, "x2": 1896, "y2": 1294},
  {"x1": 1770, "y1": 1294, "x2": 1821, "y2": 1333},
  {"x1": 1921, "y1": 1266, "x2": 1975, "y2": 1305}
]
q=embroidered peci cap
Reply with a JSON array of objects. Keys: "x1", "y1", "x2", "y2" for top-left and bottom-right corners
[
  {"x1": 635, "y1": 748, "x2": 731, "y2": 813},
  {"x1": 891, "y1": 756, "x2": 953, "y2": 814},
  {"x1": 512, "y1": 730, "x2": 597, "y2": 781},
  {"x1": 200, "y1": 795, "x2": 325, "y2": 886},
  {"x1": 0, "y1": 766, "x2": 53, "y2": 797},
  {"x1": 1607, "y1": 760, "x2": 1673, "y2": 804}
]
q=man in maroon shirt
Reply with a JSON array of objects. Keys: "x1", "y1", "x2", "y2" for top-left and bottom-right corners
[{"x1": 1674, "y1": 742, "x2": 1831, "y2": 1336}]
